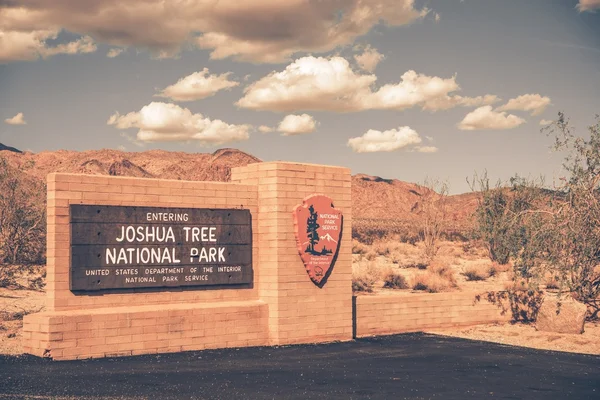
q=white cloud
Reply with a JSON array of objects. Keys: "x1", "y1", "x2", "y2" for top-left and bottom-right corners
[
  {"x1": 277, "y1": 114, "x2": 317, "y2": 135},
  {"x1": 107, "y1": 102, "x2": 250, "y2": 145},
  {"x1": 354, "y1": 46, "x2": 385, "y2": 72},
  {"x1": 258, "y1": 125, "x2": 274, "y2": 133},
  {"x1": 237, "y1": 56, "x2": 498, "y2": 113},
  {"x1": 156, "y1": 68, "x2": 239, "y2": 102},
  {"x1": 0, "y1": 0, "x2": 429, "y2": 63},
  {"x1": 415, "y1": 146, "x2": 438, "y2": 153},
  {"x1": 348, "y1": 126, "x2": 423, "y2": 153},
  {"x1": 107, "y1": 48, "x2": 124, "y2": 58},
  {"x1": 117, "y1": 145, "x2": 127, "y2": 151},
  {"x1": 4, "y1": 112, "x2": 26, "y2": 125},
  {"x1": 539, "y1": 119, "x2": 553, "y2": 126},
  {"x1": 458, "y1": 106, "x2": 526, "y2": 131},
  {"x1": 496, "y1": 94, "x2": 551, "y2": 116},
  {"x1": 434, "y1": 13, "x2": 441, "y2": 22},
  {"x1": 421, "y1": 94, "x2": 500, "y2": 112},
  {"x1": 577, "y1": 0, "x2": 600, "y2": 12}
]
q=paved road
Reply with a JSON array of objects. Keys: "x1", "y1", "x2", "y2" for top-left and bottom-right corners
[{"x1": 0, "y1": 333, "x2": 599, "y2": 400}]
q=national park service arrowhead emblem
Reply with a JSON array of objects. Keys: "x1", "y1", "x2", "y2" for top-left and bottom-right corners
[{"x1": 293, "y1": 194, "x2": 343, "y2": 288}]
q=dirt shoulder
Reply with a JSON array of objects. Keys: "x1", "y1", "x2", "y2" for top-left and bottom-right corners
[
  {"x1": 425, "y1": 321, "x2": 600, "y2": 356},
  {"x1": 0, "y1": 288, "x2": 45, "y2": 356}
]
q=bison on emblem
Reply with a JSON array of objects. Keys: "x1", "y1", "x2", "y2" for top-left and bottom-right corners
[{"x1": 293, "y1": 194, "x2": 343, "y2": 287}]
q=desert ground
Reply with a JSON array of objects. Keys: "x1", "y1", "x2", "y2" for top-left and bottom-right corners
[{"x1": 2, "y1": 239, "x2": 599, "y2": 357}]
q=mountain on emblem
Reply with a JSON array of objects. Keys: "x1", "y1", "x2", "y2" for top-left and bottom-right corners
[{"x1": 293, "y1": 194, "x2": 343, "y2": 287}]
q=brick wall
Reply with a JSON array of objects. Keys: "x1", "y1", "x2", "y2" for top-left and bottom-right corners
[{"x1": 354, "y1": 291, "x2": 511, "y2": 338}]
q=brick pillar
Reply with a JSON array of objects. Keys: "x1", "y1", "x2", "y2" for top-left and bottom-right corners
[{"x1": 231, "y1": 162, "x2": 353, "y2": 345}]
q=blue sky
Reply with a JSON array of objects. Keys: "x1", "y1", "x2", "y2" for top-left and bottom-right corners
[{"x1": 1, "y1": 0, "x2": 599, "y2": 193}]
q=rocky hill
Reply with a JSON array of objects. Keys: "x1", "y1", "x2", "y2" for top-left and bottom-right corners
[
  {"x1": 0, "y1": 143, "x2": 21, "y2": 153},
  {"x1": 0, "y1": 146, "x2": 478, "y2": 234}
]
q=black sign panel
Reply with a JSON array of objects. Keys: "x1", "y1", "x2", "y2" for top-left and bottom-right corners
[{"x1": 70, "y1": 205, "x2": 253, "y2": 291}]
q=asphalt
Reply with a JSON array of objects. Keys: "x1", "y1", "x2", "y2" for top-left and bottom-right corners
[{"x1": 0, "y1": 333, "x2": 599, "y2": 400}]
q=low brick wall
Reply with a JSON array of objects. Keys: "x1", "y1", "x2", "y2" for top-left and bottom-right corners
[
  {"x1": 24, "y1": 301, "x2": 268, "y2": 360},
  {"x1": 354, "y1": 291, "x2": 510, "y2": 338}
]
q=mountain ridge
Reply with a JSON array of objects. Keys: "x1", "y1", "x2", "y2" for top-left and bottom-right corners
[{"x1": 0, "y1": 147, "x2": 478, "y2": 227}]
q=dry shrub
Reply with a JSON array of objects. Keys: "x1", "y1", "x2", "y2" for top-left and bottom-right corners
[
  {"x1": 352, "y1": 239, "x2": 369, "y2": 255},
  {"x1": 352, "y1": 261, "x2": 380, "y2": 293},
  {"x1": 492, "y1": 262, "x2": 511, "y2": 273},
  {"x1": 427, "y1": 260, "x2": 457, "y2": 286},
  {"x1": 352, "y1": 219, "x2": 420, "y2": 245},
  {"x1": 382, "y1": 269, "x2": 409, "y2": 289},
  {"x1": 388, "y1": 243, "x2": 429, "y2": 269},
  {"x1": 544, "y1": 274, "x2": 560, "y2": 290},
  {"x1": 364, "y1": 250, "x2": 378, "y2": 261},
  {"x1": 462, "y1": 262, "x2": 494, "y2": 281},
  {"x1": 410, "y1": 271, "x2": 454, "y2": 293},
  {"x1": 372, "y1": 242, "x2": 392, "y2": 256}
]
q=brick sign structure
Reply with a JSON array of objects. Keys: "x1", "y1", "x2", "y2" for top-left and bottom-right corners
[
  {"x1": 23, "y1": 162, "x2": 353, "y2": 361},
  {"x1": 70, "y1": 205, "x2": 252, "y2": 291}
]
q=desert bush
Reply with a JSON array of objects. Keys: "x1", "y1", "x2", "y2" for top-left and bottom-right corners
[
  {"x1": 364, "y1": 250, "x2": 377, "y2": 261},
  {"x1": 352, "y1": 219, "x2": 421, "y2": 245},
  {"x1": 468, "y1": 172, "x2": 540, "y2": 265},
  {"x1": 534, "y1": 113, "x2": 600, "y2": 318},
  {"x1": 382, "y1": 270, "x2": 409, "y2": 289},
  {"x1": 427, "y1": 261, "x2": 457, "y2": 286},
  {"x1": 352, "y1": 239, "x2": 369, "y2": 255},
  {"x1": 410, "y1": 271, "x2": 454, "y2": 293},
  {"x1": 0, "y1": 157, "x2": 46, "y2": 267},
  {"x1": 352, "y1": 261, "x2": 380, "y2": 293},
  {"x1": 372, "y1": 241, "x2": 392, "y2": 256},
  {"x1": 462, "y1": 263, "x2": 493, "y2": 281},
  {"x1": 414, "y1": 178, "x2": 449, "y2": 261}
]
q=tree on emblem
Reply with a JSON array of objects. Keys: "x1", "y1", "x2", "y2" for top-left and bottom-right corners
[{"x1": 305, "y1": 205, "x2": 320, "y2": 255}]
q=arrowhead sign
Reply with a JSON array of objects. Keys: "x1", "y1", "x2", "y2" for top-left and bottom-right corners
[{"x1": 293, "y1": 194, "x2": 343, "y2": 287}]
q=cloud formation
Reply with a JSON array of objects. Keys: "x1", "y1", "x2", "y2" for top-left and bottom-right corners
[
  {"x1": 497, "y1": 94, "x2": 551, "y2": 116},
  {"x1": 156, "y1": 69, "x2": 239, "y2": 102},
  {"x1": 458, "y1": 106, "x2": 526, "y2": 130},
  {"x1": 107, "y1": 102, "x2": 250, "y2": 145},
  {"x1": 415, "y1": 146, "x2": 438, "y2": 153},
  {"x1": 277, "y1": 114, "x2": 317, "y2": 135},
  {"x1": 4, "y1": 112, "x2": 26, "y2": 125},
  {"x1": 577, "y1": 0, "x2": 600, "y2": 12},
  {"x1": 237, "y1": 56, "x2": 497, "y2": 113},
  {"x1": 107, "y1": 48, "x2": 124, "y2": 58},
  {"x1": 0, "y1": 0, "x2": 429, "y2": 63},
  {"x1": 539, "y1": 119, "x2": 553, "y2": 126},
  {"x1": 347, "y1": 126, "x2": 424, "y2": 153},
  {"x1": 258, "y1": 125, "x2": 274, "y2": 133},
  {"x1": 0, "y1": 27, "x2": 96, "y2": 63},
  {"x1": 354, "y1": 46, "x2": 385, "y2": 72}
]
